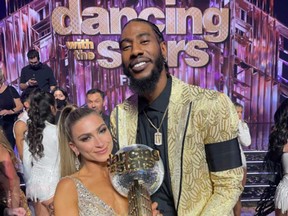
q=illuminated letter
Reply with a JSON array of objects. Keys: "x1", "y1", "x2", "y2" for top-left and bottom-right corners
[
  {"x1": 66, "y1": 41, "x2": 78, "y2": 49},
  {"x1": 110, "y1": 8, "x2": 137, "y2": 34},
  {"x1": 87, "y1": 52, "x2": 95, "y2": 60},
  {"x1": 165, "y1": 8, "x2": 176, "y2": 34},
  {"x1": 120, "y1": 75, "x2": 128, "y2": 86},
  {"x1": 97, "y1": 40, "x2": 122, "y2": 68},
  {"x1": 82, "y1": 7, "x2": 110, "y2": 35},
  {"x1": 139, "y1": 7, "x2": 165, "y2": 32},
  {"x1": 166, "y1": 0, "x2": 176, "y2": 5},
  {"x1": 203, "y1": 8, "x2": 230, "y2": 43},
  {"x1": 176, "y1": 7, "x2": 203, "y2": 34},
  {"x1": 167, "y1": 40, "x2": 209, "y2": 68},
  {"x1": 167, "y1": 40, "x2": 185, "y2": 67},
  {"x1": 51, "y1": 0, "x2": 81, "y2": 35},
  {"x1": 185, "y1": 40, "x2": 209, "y2": 67}
]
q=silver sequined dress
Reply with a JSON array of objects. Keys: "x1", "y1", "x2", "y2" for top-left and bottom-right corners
[{"x1": 68, "y1": 177, "x2": 118, "y2": 216}]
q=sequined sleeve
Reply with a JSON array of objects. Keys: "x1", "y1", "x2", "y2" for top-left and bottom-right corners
[
  {"x1": 110, "y1": 107, "x2": 118, "y2": 149},
  {"x1": 201, "y1": 93, "x2": 243, "y2": 215}
]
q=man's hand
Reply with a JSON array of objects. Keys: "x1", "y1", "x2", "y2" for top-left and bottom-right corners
[
  {"x1": 151, "y1": 202, "x2": 163, "y2": 216},
  {"x1": 27, "y1": 78, "x2": 38, "y2": 87}
]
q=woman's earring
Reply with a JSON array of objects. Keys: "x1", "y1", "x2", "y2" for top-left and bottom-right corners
[{"x1": 75, "y1": 155, "x2": 80, "y2": 171}]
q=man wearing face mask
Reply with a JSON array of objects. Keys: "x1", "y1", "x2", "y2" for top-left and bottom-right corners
[{"x1": 20, "y1": 49, "x2": 56, "y2": 92}]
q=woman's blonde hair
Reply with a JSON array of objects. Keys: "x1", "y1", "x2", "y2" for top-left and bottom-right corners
[
  {"x1": 0, "y1": 128, "x2": 18, "y2": 168},
  {"x1": 58, "y1": 105, "x2": 78, "y2": 177}
]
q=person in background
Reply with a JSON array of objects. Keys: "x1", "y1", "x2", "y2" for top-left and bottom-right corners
[
  {"x1": 54, "y1": 107, "x2": 161, "y2": 216},
  {"x1": 1, "y1": 207, "x2": 26, "y2": 216},
  {"x1": 233, "y1": 102, "x2": 252, "y2": 216},
  {"x1": 86, "y1": 88, "x2": 110, "y2": 128},
  {"x1": 275, "y1": 150, "x2": 288, "y2": 216},
  {"x1": 51, "y1": 86, "x2": 70, "y2": 123},
  {"x1": 255, "y1": 99, "x2": 288, "y2": 216},
  {"x1": 22, "y1": 89, "x2": 60, "y2": 216},
  {"x1": 13, "y1": 88, "x2": 34, "y2": 161},
  {"x1": 110, "y1": 18, "x2": 243, "y2": 215},
  {"x1": 0, "y1": 129, "x2": 31, "y2": 216},
  {"x1": 19, "y1": 49, "x2": 56, "y2": 92},
  {"x1": 0, "y1": 69, "x2": 23, "y2": 149},
  {"x1": 268, "y1": 99, "x2": 288, "y2": 216}
]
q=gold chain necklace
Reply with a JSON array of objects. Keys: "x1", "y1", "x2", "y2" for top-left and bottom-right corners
[{"x1": 143, "y1": 106, "x2": 169, "y2": 146}]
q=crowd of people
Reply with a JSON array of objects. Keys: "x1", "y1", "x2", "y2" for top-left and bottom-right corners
[{"x1": 0, "y1": 18, "x2": 287, "y2": 216}]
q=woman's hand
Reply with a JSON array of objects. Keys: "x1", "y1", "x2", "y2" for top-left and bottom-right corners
[
  {"x1": 4, "y1": 207, "x2": 26, "y2": 216},
  {"x1": 151, "y1": 202, "x2": 163, "y2": 216},
  {"x1": 0, "y1": 109, "x2": 14, "y2": 116}
]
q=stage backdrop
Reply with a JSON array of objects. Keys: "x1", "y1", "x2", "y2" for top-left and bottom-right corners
[{"x1": 0, "y1": 0, "x2": 288, "y2": 150}]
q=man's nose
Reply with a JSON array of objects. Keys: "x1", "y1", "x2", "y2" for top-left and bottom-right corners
[{"x1": 131, "y1": 43, "x2": 144, "y2": 57}]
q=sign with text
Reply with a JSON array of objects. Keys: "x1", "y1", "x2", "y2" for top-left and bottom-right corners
[{"x1": 51, "y1": 0, "x2": 230, "y2": 68}]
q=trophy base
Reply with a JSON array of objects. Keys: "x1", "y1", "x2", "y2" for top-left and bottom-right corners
[{"x1": 128, "y1": 180, "x2": 152, "y2": 216}]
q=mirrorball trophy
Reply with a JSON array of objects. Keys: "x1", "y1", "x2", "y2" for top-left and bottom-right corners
[{"x1": 107, "y1": 144, "x2": 164, "y2": 216}]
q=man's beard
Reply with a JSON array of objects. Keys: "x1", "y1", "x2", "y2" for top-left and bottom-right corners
[{"x1": 123, "y1": 54, "x2": 165, "y2": 96}]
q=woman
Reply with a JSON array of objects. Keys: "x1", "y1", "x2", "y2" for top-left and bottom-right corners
[
  {"x1": 275, "y1": 151, "x2": 288, "y2": 216},
  {"x1": 255, "y1": 99, "x2": 288, "y2": 216},
  {"x1": 54, "y1": 107, "x2": 161, "y2": 216},
  {"x1": 269, "y1": 100, "x2": 288, "y2": 216},
  {"x1": 0, "y1": 129, "x2": 30, "y2": 216},
  {"x1": 0, "y1": 70, "x2": 23, "y2": 148},
  {"x1": 22, "y1": 89, "x2": 60, "y2": 215},
  {"x1": 233, "y1": 102, "x2": 251, "y2": 216},
  {"x1": 51, "y1": 87, "x2": 69, "y2": 123},
  {"x1": 13, "y1": 88, "x2": 34, "y2": 161}
]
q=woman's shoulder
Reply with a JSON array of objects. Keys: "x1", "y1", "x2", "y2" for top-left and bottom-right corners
[
  {"x1": 0, "y1": 145, "x2": 10, "y2": 162},
  {"x1": 0, "y1": 84, "x2": 8, "y2": 94},
  {"x1": 8, "y1": 85, "x2": 20, "y2": 97},
  {"x1": 59, "y1": 175, "x2": 76, "y2": 184},
  {"x1": 56, "y1": 176, "x2": 78, "y2": 195},
  {"x1": 43, "y1": 121, "x2": 58, "y2": 135},
  {"x1": 54, "y1": 176, "x2": 79, "y2": 214},
  {"x1": 45, "y1": 121, "x2": 57, "y2": 127}
]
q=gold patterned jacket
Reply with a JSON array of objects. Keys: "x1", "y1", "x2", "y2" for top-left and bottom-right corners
[{"x1": 110, "y1": 76, "x2": 243, "y2": 216}]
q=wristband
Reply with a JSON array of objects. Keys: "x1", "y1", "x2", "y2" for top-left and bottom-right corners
[
  {"x1": 11, "y1": 108, "x2": 15, "y2": 113},
  {"x1": 26, "y1": 81, "x2": 29, "y2": 86}
]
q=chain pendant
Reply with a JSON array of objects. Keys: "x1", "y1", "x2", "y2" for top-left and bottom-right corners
[
  {"x1": 154, "y1": 130, "x2": 162, "y2": 146},
  {"x1": 143, "y1": 106, "x2": 168, "y2": 146}
]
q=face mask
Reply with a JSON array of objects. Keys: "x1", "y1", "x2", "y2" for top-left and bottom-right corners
[
  {"x1": 30, "y1": 63, "x2": 41, "y2": 70},
  {"x1": 56, "y1": 99, "x2": 67, "y2": 109}
]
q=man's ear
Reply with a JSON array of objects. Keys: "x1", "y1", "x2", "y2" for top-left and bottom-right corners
[
  {"x1": 160, "y1": 41, "x2": 167, "y2": 60},
  {"x1": 69, "y1": 142, "x2": 79, "y2": 156}
]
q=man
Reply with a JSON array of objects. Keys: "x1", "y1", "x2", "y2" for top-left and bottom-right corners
[
  {"x1": 20, "y1": 49, "x2": 56, "y2": 92},
  {"x1": 86, "y1": 88, "x2": 110, "y2": 128},
  {"x1": 110, "y1": 18, "x2": 244, "y2": 216}
]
